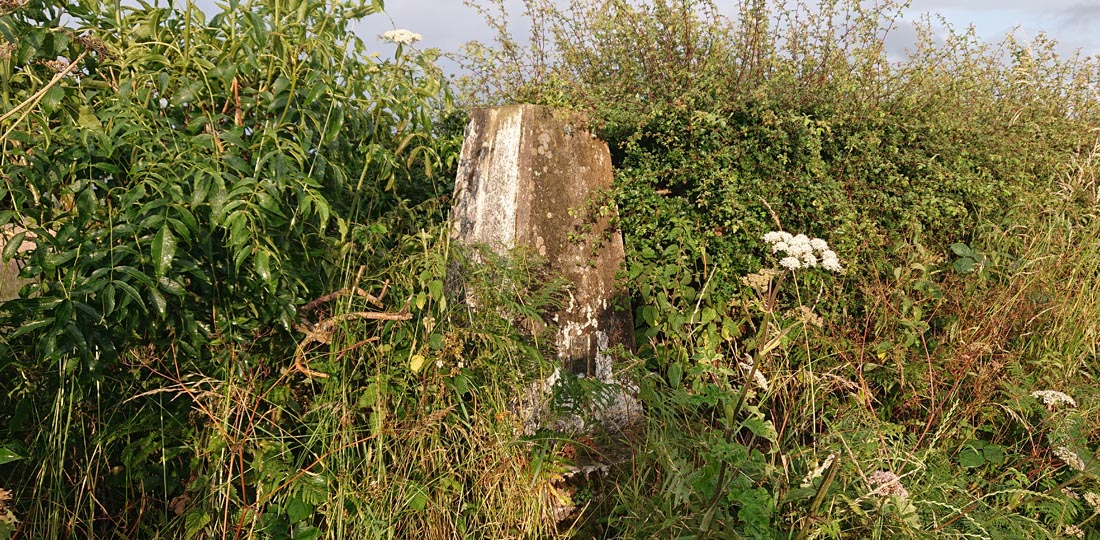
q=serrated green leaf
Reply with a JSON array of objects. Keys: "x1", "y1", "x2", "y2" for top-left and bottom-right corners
[
  {"x1": 406, "y1": 485, "x2": 428, "y2": 512},
  {"x1": 983, "y1": 444, "x2": 1006, "y2": 465},
  {"x1": 285, "y1": 497, "x2": 312, "y2": 524},
  {"x1": 255, "y1": 250, "x2": 272, "y2": 287},
  {"x1": 2, "y1": 231, "x2": 26, "y2": 262},
  {"x1": 953, "y1": 258, "x2": 975, "y2": 274},
  {"x1": 668, "y1": 362, "x2": 682, "y2": 387},
  {"x1": 959, "y1": 446, "x2": 985, "y2": 468},
  {"x1": 148, "y1": 288, "x2": 167, "y2": 318},
  {"x1": 151, "y1": 224, "x2": 176, "y2": 279},
  {"x1": 950, "y1": 242, "x2": 972, "y2": 257},
  {"x1": 41, "y1": 85, "x2": 66, "y2": 110},
  {"x1": 428, "y1": 279, "x2": 443, "y2": 302}
]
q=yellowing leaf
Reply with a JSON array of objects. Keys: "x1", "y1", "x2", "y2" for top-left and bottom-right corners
[
  {"x1": 409, "y1": 354, "x2": 425, "y2": 373},
  {"x1": 78, "y1": 106, "x2": 102, "y2": 132}
]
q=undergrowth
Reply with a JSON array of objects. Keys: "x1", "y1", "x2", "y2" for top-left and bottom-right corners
[{"x1": 3, "y1": 0, "x2": 1100, "y2": 539}]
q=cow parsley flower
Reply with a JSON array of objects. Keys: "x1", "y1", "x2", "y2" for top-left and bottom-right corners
[
  {"x1": 380, "y1": 29, "x2": 422, "y2": 45},
  {"x1": 738, "y1": 359, "x2": 770, "y2": 391}
]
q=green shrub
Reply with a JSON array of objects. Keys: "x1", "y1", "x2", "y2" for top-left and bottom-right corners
[
  {"x1": 462, "y1": 0, "x2": 1100, "y2": 537},
  {"x1": 0, "y1": 0, "x2": 455, "y2": 536}
]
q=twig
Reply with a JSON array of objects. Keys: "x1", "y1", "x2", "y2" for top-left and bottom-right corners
[
  {"x1": 300, "y1": 278, "x2": 389, "y2": 313},
  {"x1": 758, "y1": 196, "x2": 783, "y2": 230},
  {"x1": 1, "y1": 50, "x2": 89, "y2": 142},
  {"x1": 291, "y1": 279, "x2": 408, "y2": 378}
]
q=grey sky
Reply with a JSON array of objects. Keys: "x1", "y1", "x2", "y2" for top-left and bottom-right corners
[{"x1": 189, "y1": 1, "x2": 1100, "y2": 62}]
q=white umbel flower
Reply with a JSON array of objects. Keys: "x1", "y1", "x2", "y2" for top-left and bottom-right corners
[
  {"x1": 1084, "y1": 492, "x2": 1100, "y2": 513},
  {"x1": 1055, "y1": 446, "x2": 1086, "y2": 472},
  {"x1": 779, "y1": 256, "x2": 802, "y2": 270},
  {"x1": 764, "y1": 231, "x2": 843, "y2": 273},
  {"x1": 380, "y1": 29, "x2": 422, "y2": 45},
  {"x1": 1031, "y1": 390, "x2": 1077, "y2": 409}
]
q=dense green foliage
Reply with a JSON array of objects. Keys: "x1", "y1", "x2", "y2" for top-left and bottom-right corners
[
  {"x1": 462, "y1": 0, "x2": 1100, "y2": 537},
  {"x1": 4, "y1": 0, "x2": 1100, "y2": 538}
]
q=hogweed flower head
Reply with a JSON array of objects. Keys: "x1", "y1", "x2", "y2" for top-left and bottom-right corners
[
  {"x1": 868, "y1": 470, "x2": 909, "y2": 499},
  {"x1": 786, "y1": 305, "x2": 824, "y2": 328},
  {"x1": 741, "y1": 268, "x2": 779, "y2": 292},
  {"x1": 1031, "y1": 389, "x2": 1077, "y2": 409},
  {"x1": 764, "y1": 231, "x2": 842, "y2": 272},
  {"x1": 779, "y1": 256, "x2": 801, "y2": 270},
  {"x1": 380, "y1": 29, "x2": 422, "y2": 45}
]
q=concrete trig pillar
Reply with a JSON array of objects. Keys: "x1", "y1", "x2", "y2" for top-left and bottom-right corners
[{"x1": 449, "y1": 105, "x2": 639, "y2": 432}]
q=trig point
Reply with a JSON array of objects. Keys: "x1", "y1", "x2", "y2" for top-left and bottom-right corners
[{"x1": 449, "y1": 105, "x2": 639, "y2": 432}]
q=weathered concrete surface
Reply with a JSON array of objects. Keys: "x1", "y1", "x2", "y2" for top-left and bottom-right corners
[
  {"x1": 450, "y1": 104, "x2": 634, "y2": 376},
  {"x1": 449, "y1": 105, "x2": 639, "y2": 433},
  {"x1": 0, "y1": 225, "x2": 38, "y2": 302}
]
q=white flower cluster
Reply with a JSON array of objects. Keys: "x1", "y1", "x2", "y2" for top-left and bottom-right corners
[
  {"x1": 1055, "y1": 446, "x2": 1086, "y2": 472},
  {"x1": 763, "y1": 231, "x2": 842, "y2": 272},
  {"x1": 1085, "y1": 492, "x2": 1100, "y2": 513},
  {"x1": 1031, "y1": 389, "x2": 1077, "y2": 409},
  {"x1": 1065, "y1": 525, "x2": 1085, "y2": 538},
  {"x1": 737, "y1": 358, "x2": 770, "y2": 392},
  {"x1": 868, "y1": 470, "x2": 909, "y2": 499},
  {"x1": 379, "y1": 29, "x2": 422, "y2": 45}
]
